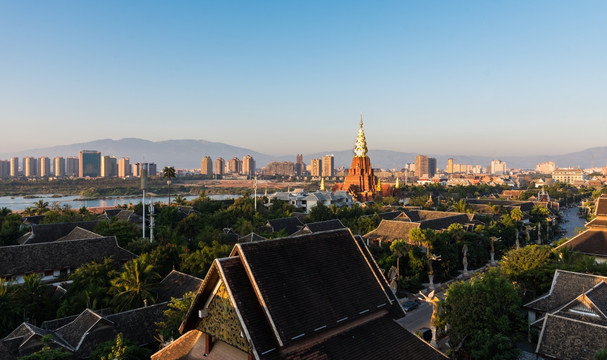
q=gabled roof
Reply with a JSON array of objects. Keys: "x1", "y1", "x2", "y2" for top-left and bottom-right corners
[
  {"x1": 297, "y1": 219, "x2": 347, "y2": 235},
  {"x1": 525, "y1": 270, "x2": 607, "y2": 312},
  {"x1": 0, "y1": 237, "x2": 136, "y2": 277},
  {"x1": 56, "y1": 226, "x2": 103, "y2": 241},
  {"x1": 157, "y1": 270, "x2": 203, "y2": 302},
  {"x1": 56, "y1": 309, "x2": 112, "y2": 350},
  {"x1": 556, "y1": 229, "x2": 607, "y2": 258},
  {"x1": 179, "y1": 228, "x2": 445, "y2": 360},
  {"x1": 536, "y1": 313, "x2": 607, "y2": 360},
  {"x1": 21, "y1": 215, "x2": 45, "y2": 225},
  {"x1": 363, "y1": 219, "x2": 420, "y2": 244},
  {"x1": 267, "y1": 217, "x2": 303, "y2": 235},
  {"x1": 238, "y1": 232, "x2": 267, "y2": 243},
  {"x1": 17, "y1": 220, "x2": 101, "y2": 245}
]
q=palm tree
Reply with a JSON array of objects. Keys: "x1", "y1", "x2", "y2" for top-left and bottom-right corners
[
  {"x1": 390, "y1": 240, "x2": 409, "y2": 289},
  {"x1": 173, "y1": 194, "x2": 186, "y2": 206},
  {"x1": 109, "y1": 256, "x2": 161, "y2": 311},
  {"x1": 34, "y1": 200, "x2": 49, "y2": 215},
  {"x1": 162, "y1": 166, "x2": 176, "y2": 206}
]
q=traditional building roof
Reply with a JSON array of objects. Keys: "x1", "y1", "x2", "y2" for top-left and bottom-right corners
[
  {"x1": 0, "y1": 236, "x2": 136, "y2": 278},
  {"x1": 157, "y1": 270, "x2": 204, "y2": 302},
  {"x1": 525, "y1": 270, "x2": 607, "y2": 312},
  {"x1": 16, "y1": 220, "x2": 101, "y2": 245},
  {"x1": 266, "y1": 217, "x2": 304, "y2": 235},
  {"x1": 536, "y1": 313, "x2": 607, "y2": 360},
  {"x1": 596, "y1": 195, "x2": 607, "y2": 217},
  {"x1": 172, "y1": 228, "x2": 445, "y2": 360},
  {"x1": 291, "y1": 219, "x2": 346, "y2": 236},
  {"x1": 556, "y1": 229, "x2": 607, "y2": 259},
  {"x1": 363, "y1": 219, "x2": 421, "y2": 245},
  {"x1": 56, "y1": 226, "x2": 103, "y2": 241},
  {"x1": 238, "y1": 232, "x2": 267, "y2": 243}
]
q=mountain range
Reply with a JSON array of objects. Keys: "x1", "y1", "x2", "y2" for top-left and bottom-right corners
[{"x1": 1, "y1": 139, "x2": 606, "y2": 170}]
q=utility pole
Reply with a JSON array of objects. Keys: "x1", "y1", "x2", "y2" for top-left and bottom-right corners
[
  {"x1": 149, "y1": 201, "x2": 155, "y2": 243},
  {"x1": 254, "y1": 175, "x2": 258, "y2": 212},
  {"x1": 141, "y1": 167, "x2": 148, "y2": 240}
]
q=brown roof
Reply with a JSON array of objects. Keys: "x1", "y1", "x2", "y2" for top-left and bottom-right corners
[
  {"x1": 525, "y1": 270, "x2": 607, "y2": 312},
  {"x1": 238, "y1": 233, "x2": 267, "y2": 243},
  {"x1": 151, "y1": 329, "x2": 202, "y2": 360},
  {"x1": 596, "y1": 196, "x2": 607, "y2": 217},
  {"x1": 536, "y1": 314, "x2": 607, "y2": 360},
  {"x1": 586, "y1": 218, "x2": 607, "y2": 229},
  {"x1": 56, "y1": 226, "x2": 103, "y2": 241},
  {"x1": 557, "y1": 229, "x2": 607, "y2": 258},
  {"x1": 363, "y1": 219, "x2": 420, "y2": 244},
  {"x1": 0, "y1": 237, "x2": 136, "y2": 277}
]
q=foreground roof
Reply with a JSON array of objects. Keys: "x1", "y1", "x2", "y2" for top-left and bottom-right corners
[{"x1": 175, "y1": 228, "x2": 445, "y2": 360}]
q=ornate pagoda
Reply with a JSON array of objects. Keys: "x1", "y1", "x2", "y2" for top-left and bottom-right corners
[{"x1": 333, "y1": 116, "x2": 378, "y2": 201}]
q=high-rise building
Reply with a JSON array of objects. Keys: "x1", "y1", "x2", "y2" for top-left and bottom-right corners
[
  {"x1": 39, "y1": 157, "x2": 51, "y2": 177},
  {"x1": 227, "y1": 157, "x2": 242, "y2": 174},
  {"x1": 310, "y1": 159, "x2": 322, "y2": 177},
  {"x1": 101, "y1": 156, "x2": 112, "y2": 177},
  {"x1": 201, "y1": 156, "x2": 213, "y2": 176},
  {"x1": 446, "y1": 158, "x2": 454, "y2": 174},
  {"x1": 79, "y1": 150, "x2": 101, "y2": 178},
  {"x1": 24, "y1": 157, "x2": 37, "y2": 178},
  {"x1": 132, "y1": 163, "x2": 142, "y2": 177},
  {"x1": 118, "y1": 157, "x2": 130, "y2": 178},
  {"x1": 10, "y1": 157, "x2": 19, "y2": 177},
  {"x1": 322, "y1": 155, "x2": 334, "y2": 177},
  {"x1": 242, "y1": 155, "x2": 255, "y2": 177},
  {"x1": 214, "y1": 158, "x2": 225, "y2": 176},
  {"x1": 415, "y1": 155, "x2": 436, "y2": 178},
  {"x1": 54, "y1": 157, "x2": 65, "y2": 177},
  {"x1": 295, "y1": 154, "x2": 304, "y2": 176},
  {"x1": 66, "y1": 157, "x2": 79, "y2": 177},
  {"x1": 490, "y1": 160, "x2": 507, "y2": 175},
  {"x1": 0, "y1": 160, "x2": 9, "y2": 178},
  {"x1": 148, "y1": 163, "x2": 157, "y2": 177}
]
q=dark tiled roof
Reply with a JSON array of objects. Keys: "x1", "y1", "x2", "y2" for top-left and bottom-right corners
[
  {"x1": 304, "y1": 219, "x2": 346, "y2": 233},
  {"x1": 157, "y1": 270, "x2": 203, "y2": 302},
  {"x1": 267, "y1": 217, "x2": 303, "y2": 235},
  {"x1": 236, "y1": 229, "x2": 392, "y2": 347},
  {"x1": 585, "y1": 282, "x2": 607, "y2": 317},
  {"x1": 107, "y1": 302, "x2": 168, "y2": 347},
  {"x1": 375, "y1": 211, "x2": 403, "y2": 220},
  {"x1": 363, "y1": 219, "x2": 420, "y2": 244},
  {"x1": 56, "y1": 309, "x2": 110, "y2": 349},
  {"x1": 103, "y1": 209, "x2": 122, "y2": 218},
  {"x1": 150, "y1": 329, "x2": 202, "y2": 360},
  {"x1": 238, "y1": 232, "x2": 267, "y2": 243},
  {"x1": 22, "y1": 215, "x2": 45, "y2": 225},
  {"x1": 56, "y1": 226, "x2": 103, "y2": 241},
  {"x1": 558, "y1": 229, "x2": 607, "y2": 258},
  {"x1": 418, "y1": 214, "x2": 474, "y2": 231},
  {"x1": 284, "y1": 316, "x2": 446, "y2": 360},
  {"x1": 525, "y1": 270, "x2": 607, "y2": 312},
  {"x1": 537, "y1": 314, "x2": 607, "y2": 360},
  {"x1": 0, "y1": 237, "x2": 136, "y2": 277},
  {"x1": 115, "y1": 210, "x2": 135, "y2": 221},
  {"x1": 18, "y1": 220, "x2": 101, "y2": 245}
]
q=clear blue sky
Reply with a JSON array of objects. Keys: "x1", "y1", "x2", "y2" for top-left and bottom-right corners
[{"x1": 1, "y1": 1, "x2": 606, "y2": 157}]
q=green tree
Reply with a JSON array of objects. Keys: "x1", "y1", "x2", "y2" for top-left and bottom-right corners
[
  {"x1": 162, "y1": 166, "x2": 176, "y2": 206},
  {"x1": 595, "y1": 348, "x2": 607, "y2": 360},
  {"x1": 17, "y1": 335, "x2": 71, "y2": 360},
  {"x1": 33, "y1": 200, "x2": 50, "y2": 215},
  {"x1": 444, "y1": 268, "x2": 523, "y2": 360},
  {"x1": 180, "y1": 241, "x2": 231, "y2": 278},
  {"x1": 155, "y1": 292, "x2": 196, "y2": 341},
  {"x1": 109, "y1": 256, "x2": 162, "y2": 311},
  {"x1": 90, "y1": 333, "x2": 152, "y2": 360},
  {"x1": 500, "y1": 245, "x2": 555, "y2": 296},
  {"x1": 173, "y1": 194, "x2": 187, "y2": 205},
  {"x1": 94, "y1": 219, "x2": 139, "y2": 247},
  {"x1": 389, "y1": 240, "x2": 409, "y2": 285}
]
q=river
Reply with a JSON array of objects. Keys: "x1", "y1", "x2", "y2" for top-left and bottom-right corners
[
  {"x1": 559, "y1": 205, "x2": 587, "y2": 239},
  {"x1": 0, "y1": 194, "x2": 242, "y2": 211}
]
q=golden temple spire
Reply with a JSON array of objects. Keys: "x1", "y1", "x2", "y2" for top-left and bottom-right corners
[
  {"x1": 320, "y1": 177, "x2": 326, "y2": 191},
  {"x1": 354, "y1": 115, "x2": 368, "y2": 157}
]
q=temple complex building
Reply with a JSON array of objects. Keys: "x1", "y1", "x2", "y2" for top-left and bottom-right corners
[{"x1": 332, "y1": 117, "x2": 378, "y2": 201}]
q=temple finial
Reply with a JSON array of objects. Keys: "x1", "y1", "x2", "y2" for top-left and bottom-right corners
[
  {"x1": 360, "y1": 113, "x2": 363, "y2": 128},
  {"x1": 354, "y1": 116, "x2": 368, "y2": 157}
]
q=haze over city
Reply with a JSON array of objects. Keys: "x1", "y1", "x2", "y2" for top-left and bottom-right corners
[{"x1": 1, "y1": 1, "x2": 606, "y2": 156}]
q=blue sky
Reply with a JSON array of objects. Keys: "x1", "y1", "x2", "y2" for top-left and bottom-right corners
[{"x1": 1, "y1": 1, "x2": 606, "y2": 156}]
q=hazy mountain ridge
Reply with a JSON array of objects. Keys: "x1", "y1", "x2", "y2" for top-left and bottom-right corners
[{"x1": 1, "y1": 139, "x2": 606, "y2": 170}]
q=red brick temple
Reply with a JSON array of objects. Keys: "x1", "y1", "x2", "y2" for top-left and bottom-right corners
[{"x1": 332, "y1": 117, "x2": 378, "y2": 201}]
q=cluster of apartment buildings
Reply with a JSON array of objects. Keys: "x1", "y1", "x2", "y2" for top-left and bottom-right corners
[
  {"x1": 200, "y1": 155, "x2": 256, "y2": 177},
  {"x1": 0, "y1": 151, "x2": 156, "y2": 179}
]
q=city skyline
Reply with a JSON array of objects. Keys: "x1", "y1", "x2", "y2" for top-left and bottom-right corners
[{"x1": 1, "y1": 1, "x2": 606, "y2": 156}]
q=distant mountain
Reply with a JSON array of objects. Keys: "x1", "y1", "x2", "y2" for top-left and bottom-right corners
[{"x1": 1, "y1": 138, "x2": 606, "y2": 170}]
